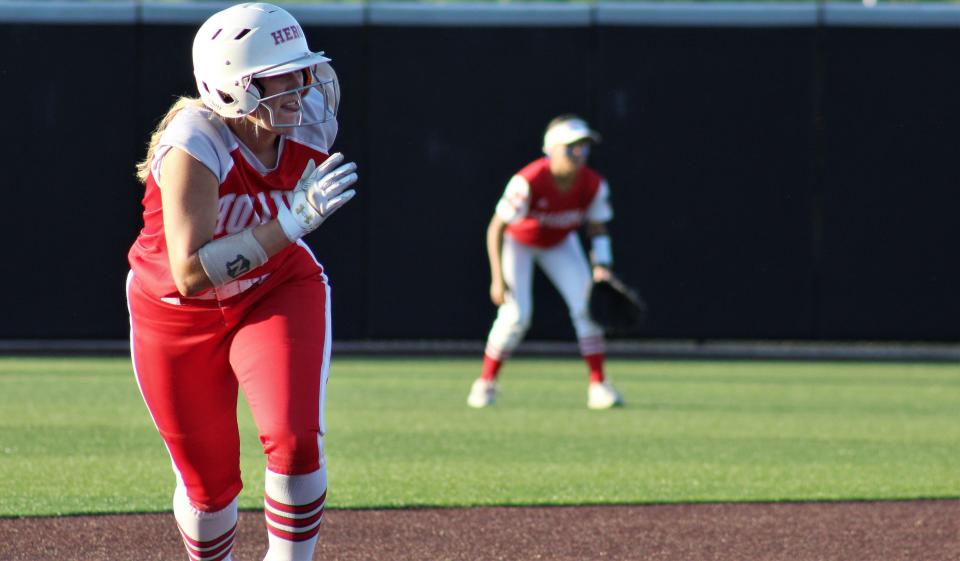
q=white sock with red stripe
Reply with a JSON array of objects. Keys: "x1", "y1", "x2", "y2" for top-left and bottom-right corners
[
  {"x1": 172, "y1": 484, "x2": 238, "y2": 561},
  {"x1": 263, "y1": 466, "x2": 327, "y2": 561},
  {"x1": 577, "y1": 335, "x2": 605, "y2": 358}
]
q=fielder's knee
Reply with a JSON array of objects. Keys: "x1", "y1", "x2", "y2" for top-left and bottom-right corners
[
  {"x1": 488, "y1": 309, "x2": 531, "y2": 354},
  {"x1": 511, "y1": 306, "x2": 532, "y2": 334},
  {"x1": 571, "y1": 310, "x2": 603, "y2": 340}
]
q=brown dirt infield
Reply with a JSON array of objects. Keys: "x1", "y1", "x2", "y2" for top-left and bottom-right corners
[{"x1": 2, "y1": 500, "x2": 958, "y2": 561}]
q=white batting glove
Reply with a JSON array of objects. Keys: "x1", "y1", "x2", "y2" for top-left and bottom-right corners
[{"x1": 278, "y1": 153, "x2": 358, "y2": 242}]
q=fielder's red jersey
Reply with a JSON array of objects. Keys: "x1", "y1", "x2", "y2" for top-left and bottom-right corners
[
  {"x1": 496, "y1": 158, "x2": 613, "y2": 248},
  {"x1": 128, "y1": 97, "x2": 337, "y2": 301}
]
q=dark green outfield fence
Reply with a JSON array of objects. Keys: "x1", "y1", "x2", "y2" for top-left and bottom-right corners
[{"x1": 1, "y1": 2, "x2": 957, "y2": 342}]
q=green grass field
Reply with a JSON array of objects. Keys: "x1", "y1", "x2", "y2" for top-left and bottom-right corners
[{"x1": 0, "y1": 356, "x2": 958, "y2": 517}]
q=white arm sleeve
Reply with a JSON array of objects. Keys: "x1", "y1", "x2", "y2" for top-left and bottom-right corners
[
  {"x1": 494, "y1": 175, "x2": 531, "y2": 224},
  {"x1": 585, "y1": 179, "x2": 614, "y2": 223}
]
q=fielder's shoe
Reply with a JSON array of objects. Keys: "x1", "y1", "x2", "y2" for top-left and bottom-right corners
[
  {"x1": 467, "y1": 378, "x2": 497, "y2": 408},
  {"x1": 588, "y1": 380, "x2": 624, "y2": 410}
]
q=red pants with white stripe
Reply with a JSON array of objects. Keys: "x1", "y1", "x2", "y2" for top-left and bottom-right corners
[{"x1": 127, "y1": 270, "x2": 331, "y2": 512}]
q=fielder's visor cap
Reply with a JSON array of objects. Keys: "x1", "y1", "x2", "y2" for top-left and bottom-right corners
[{"x1": 543, "y1": 118, "x2": 602, "y2": 151}]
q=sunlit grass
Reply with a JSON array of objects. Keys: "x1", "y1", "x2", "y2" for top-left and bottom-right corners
[{"x1": 0, "y1": 356, "x2": 957, "y2": 516}]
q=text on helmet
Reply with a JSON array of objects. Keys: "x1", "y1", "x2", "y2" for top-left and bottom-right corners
[{"x1": 271, "y1": 25, "x2": 303, "y2": 46}]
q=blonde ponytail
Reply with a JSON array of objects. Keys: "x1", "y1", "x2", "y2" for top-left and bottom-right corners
[{"x1": 135, "y1": 97, "x2": 207, "y2": 183}]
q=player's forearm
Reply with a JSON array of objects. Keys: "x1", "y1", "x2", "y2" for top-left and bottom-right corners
[
  {"x1": 183, "y1": 222, "x2": 288, "y2": 297},
  {"x1": 254, "y1": 220, "x2": 297, "y2": 257},
  {"x1": 586, "y1": 223, "x2": 613, "y2": 268},
  {"x1": 171, "y1": 255, "x2": 215, "y2": 297},
  {"x1": 486, "y1": 219, "x2": 506, "y2": 283}
]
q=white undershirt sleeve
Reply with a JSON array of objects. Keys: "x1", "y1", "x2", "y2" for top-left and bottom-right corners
[
  {"x1": 152, "y1": 108, "x2": 233, "y2": 185},
  {"x1": 585, "y1": 179, "x2": 614, "y2": 223},
  {"x1": 494, "y1": 175, "x2": 531, "y2": 224}
]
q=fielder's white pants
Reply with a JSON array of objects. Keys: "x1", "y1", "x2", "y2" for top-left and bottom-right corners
[{"x1": 485, "y1": 232, "x2": 604, "y2": 360}]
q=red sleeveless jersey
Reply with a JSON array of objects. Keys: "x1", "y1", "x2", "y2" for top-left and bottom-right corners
[
  {"x1": 128, "y1": 102, "x2": 336, "y2": 300},
  {"x1": 503, "y1": 158, "x2": 605, "y2": 248}
]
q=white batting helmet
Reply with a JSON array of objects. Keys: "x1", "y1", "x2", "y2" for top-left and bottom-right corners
[{"x1": 192, "y1": 2, "x2": 339, "y2": 127}]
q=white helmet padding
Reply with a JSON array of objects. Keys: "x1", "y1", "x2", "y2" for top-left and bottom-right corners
[{"x1": 192, "y1": 2, "x2": 339, "y2": 126}]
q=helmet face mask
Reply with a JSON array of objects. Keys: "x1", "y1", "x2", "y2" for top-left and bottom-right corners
[
  {"x1": 192, "y1": 3, "x2": 338, "y2": 126},
  {"x1": 255, "y1": 65, "x2": 340, "y2": 129}
]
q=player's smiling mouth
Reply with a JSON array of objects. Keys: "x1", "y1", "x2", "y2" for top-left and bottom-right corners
[{"x1": 279, "y1": 100, "x2": 301, "y2": 113}]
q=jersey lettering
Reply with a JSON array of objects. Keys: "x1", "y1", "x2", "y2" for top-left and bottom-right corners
[
  {"x1": 215, "y1": 190, "x2": 299, "y2": 235},
  {"x1": 224, "y1": 194, "x2": 256, "y2": 235},
  {"x1": 529, "y1": 209, "x2": 585, "y2": 229},
  {"x1": 257, "y1": 192, "x2": 274, "y2": 221},
  {"x1": 215, "y1": 193, "x2": 238, "y2": 237}
]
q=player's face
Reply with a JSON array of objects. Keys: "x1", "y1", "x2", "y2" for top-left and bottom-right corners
[
  {"x1": 550, "y1": 139, "x2": 590, "y2": 174},
  {"x1": 564, "y1": 140, "x2": 591, "y2": 167},
  {"x1": 250, "y1": 71, "x2": 306, "y2": 132}
]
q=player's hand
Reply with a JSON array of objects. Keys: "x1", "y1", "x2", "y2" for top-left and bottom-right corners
[
  {"x1": 593, "y1": 265, "x2": 613, "y2": 283},
  {"x1": 280, "y1": 154, "x2": 358, "y2": 241},
  {"x1": 490, "y1": 279, "x2": 507, "y2": 306},
  {"x1": 304, "y1": 153, "x2": 358, "y2": 218}
]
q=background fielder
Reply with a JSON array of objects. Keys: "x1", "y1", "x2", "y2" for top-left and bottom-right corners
[{"x1": 468, "y1": 115, "x2": 624, "y2": 410}]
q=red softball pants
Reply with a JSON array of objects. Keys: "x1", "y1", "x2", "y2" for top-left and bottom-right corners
[{"x1": 127, "y1": 270, "x2": 330, "y2": 512}]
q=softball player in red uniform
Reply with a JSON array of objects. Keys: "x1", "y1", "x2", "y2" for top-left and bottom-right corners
[
  {"x1": 468, "y1": 115, "x2": 624, "y2": 410},
  {"x1": 126, "y1": 4, "x2": 356, "y2": 560}
]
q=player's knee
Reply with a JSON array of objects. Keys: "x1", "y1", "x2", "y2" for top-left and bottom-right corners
[
  {"x1": 496, "y1": 308, "x2": 531, "y2": 335},
  {"x1": 515, "y1": 307, "x2": 533, "y2": 332},
  {"x1": 569, "y1": 310, "x2": 587, "y2": 325},
  {"x1": 568, "y1": 300, "x2": 591, "y2": 322},
  {"x1": 263, "y1": 428, "x2": 321, "y2": 474},
  {"x1": 184, "y1": 472, "x2": 242, "y2": 513},
  {"x1": 507, "y1": 319, "x2": 531, "y2": 340},
  {"x1": 569, "y1": 303, "x2": 600, "y2": 332}
]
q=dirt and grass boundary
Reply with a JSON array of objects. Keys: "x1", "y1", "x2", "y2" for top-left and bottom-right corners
[{"x1": 2, "y1": 500, "x2": 958, "y2": 561}]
